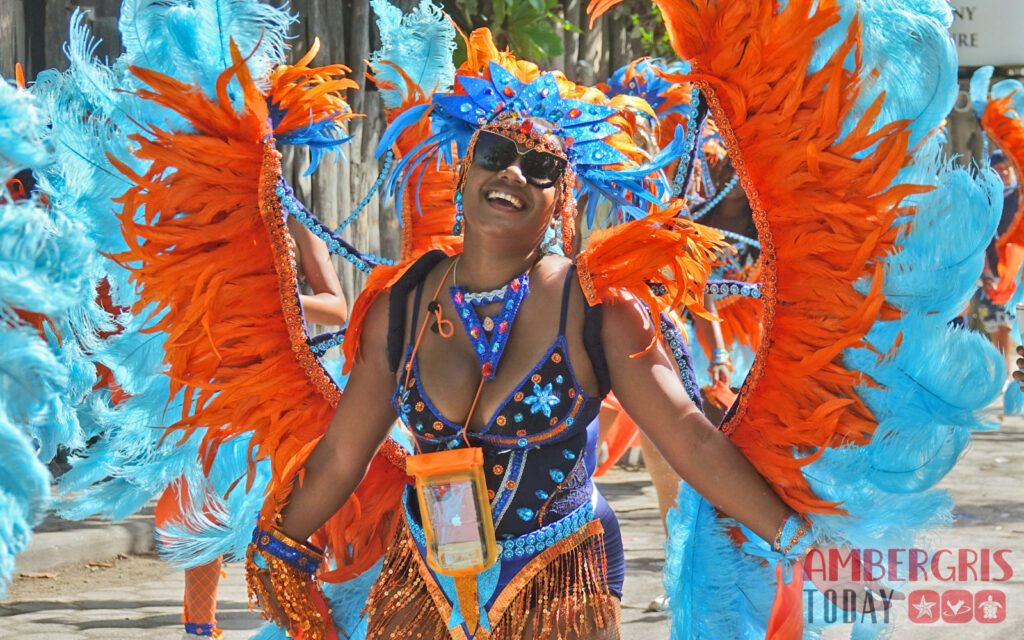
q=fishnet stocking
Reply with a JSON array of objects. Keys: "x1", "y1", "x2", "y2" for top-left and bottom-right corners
[{"x1": 184, "y1": 555, "x2": 223, "y2": 627}]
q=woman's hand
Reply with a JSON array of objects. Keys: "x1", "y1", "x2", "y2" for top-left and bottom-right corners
[
  {"x1": 251, "y1": 569, "x2": 290, "y2": 628},
  {"x1": 708, "y1": 363, "x2": 732, "y2": 386}
]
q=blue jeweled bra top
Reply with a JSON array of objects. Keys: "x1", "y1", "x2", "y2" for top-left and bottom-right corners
[{"x1": 390, "y1": 261, "x2": 604, "y2": 539}]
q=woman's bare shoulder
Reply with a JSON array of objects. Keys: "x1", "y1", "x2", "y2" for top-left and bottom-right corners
[{"x1": 531, "y1": 254, "x2": 575, "y2": 291}]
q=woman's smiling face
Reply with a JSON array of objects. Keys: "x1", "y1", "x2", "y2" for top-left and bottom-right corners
[{"x1": 459, "y1": 124, "x2": 566, "y2": 252}]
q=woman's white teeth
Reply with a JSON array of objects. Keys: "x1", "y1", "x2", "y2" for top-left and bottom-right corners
[{"x1": 487, "y1": 190, "x2": 524, "y2": 209}]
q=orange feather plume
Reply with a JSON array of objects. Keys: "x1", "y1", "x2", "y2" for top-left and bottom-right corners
[
  {"x1": 578, "y1": 205, "x2": 724, "y2": 333},
  {"x1": 268, "y1": 38, "x2": 361, "y2": 137},
  {"x1": 981, "y1": 93, "x2": 1024, "y2": 304},
  {"x1": 113, "y1": 43, "x2": 404, "y2": 582},
  {"x1": 591, "y1": 0, "x2": 931, "y2": 514}
]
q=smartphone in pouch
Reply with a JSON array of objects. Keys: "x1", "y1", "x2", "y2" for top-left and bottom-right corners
[{"x1": 407, "y1": 447, "x2": 498, "y2": 576}]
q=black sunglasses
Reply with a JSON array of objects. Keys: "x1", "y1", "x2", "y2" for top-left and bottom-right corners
[{"x1": 472, "y1": 130, "x2": 568, "y2": 188}]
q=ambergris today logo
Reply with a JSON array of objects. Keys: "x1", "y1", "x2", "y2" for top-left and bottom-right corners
[{"x1": 800, "y1": 547, "x2": 1013, "y2": 625}]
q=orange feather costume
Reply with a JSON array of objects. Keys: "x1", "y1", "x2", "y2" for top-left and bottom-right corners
[
  {"x1": 113, "y1": 41, "x2": 408, "y2": 595},
  {"x1": 589, "y1": 0, "x2": 1005, "y2": 638}
]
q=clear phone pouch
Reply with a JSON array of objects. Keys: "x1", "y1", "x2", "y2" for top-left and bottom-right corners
[{"x1": 406, "y1": 447, "x2": 498, "y2": 576}]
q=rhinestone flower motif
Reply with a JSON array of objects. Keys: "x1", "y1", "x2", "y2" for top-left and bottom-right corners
[{"x1": 523, "y1": 382, "x2": 560, "y2": 417}]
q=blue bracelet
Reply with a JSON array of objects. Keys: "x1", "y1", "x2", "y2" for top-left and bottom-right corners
[
  {"x1": 739, "y1": 514, "x2": 815, "y2": 584},
  {"x1": 251, "y1": 526, "x2": 323, "y2": 574}
]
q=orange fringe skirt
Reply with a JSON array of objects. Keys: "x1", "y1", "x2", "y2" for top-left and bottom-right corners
[{"x1": 363, "y1": 509, "x2": 616, "y2": 639}]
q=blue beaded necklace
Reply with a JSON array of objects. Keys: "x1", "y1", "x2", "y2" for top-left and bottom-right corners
[{"x1": 450, "y1": 267, "x2": 530, "y2": 380}]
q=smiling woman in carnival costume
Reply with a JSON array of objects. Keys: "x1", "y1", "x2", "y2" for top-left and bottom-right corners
[{"x1": 97, "y1": 2, "x2": 1007, "y2": 640}]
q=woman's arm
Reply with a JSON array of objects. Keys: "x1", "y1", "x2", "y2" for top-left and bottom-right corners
[
  {"x1": 278, "y1": 291, "x2": 397, "y2": 541},
  {"x1": 601, "y1": 294, "x2": 788, "y2": 543},
  {"x1": 287, "y1": 217, "x2": 349, "y2": 326}
]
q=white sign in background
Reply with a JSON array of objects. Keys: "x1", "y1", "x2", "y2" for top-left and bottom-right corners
[{"x1": 949, "y1": 2, "x2": 1024, "y2": 67}]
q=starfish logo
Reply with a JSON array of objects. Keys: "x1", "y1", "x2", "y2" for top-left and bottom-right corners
[{"x1": 907, "y1": 589, "x2": 939, "y2": 623}]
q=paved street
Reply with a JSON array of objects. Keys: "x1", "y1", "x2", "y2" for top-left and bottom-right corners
[{"x1": 1, "y1": 411, "x2": 1021, "y2": 639}]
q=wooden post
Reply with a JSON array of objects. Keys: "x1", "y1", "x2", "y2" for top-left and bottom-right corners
[
  {"x1": 563, "y1": 0, "x2": 581, "y2": 82},
  {"x1": 0, "y1": 0, "x2": 25, "y2": 79},
  {"x1": 44, "y1": 0, "x2": 72, "y2": 72},
  {"x1": 578, "y1": 7, "x2": 602, "y2": 85}
]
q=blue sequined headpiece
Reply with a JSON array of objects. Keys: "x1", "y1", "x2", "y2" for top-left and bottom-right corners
[
  {"x1": 432, "y1": 62, "x2": 628, "y2": 170},
  {"x1": 377, "y1": 61, "x2": 690, "y2": 223}
]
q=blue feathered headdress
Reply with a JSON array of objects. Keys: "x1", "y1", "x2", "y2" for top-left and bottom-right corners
[
  {"x1": 603, "y1": 57, "x2": 693, "y2": 117},
  {"x1": 378, "y1": 61, "x2": 689, "y2": 225}
]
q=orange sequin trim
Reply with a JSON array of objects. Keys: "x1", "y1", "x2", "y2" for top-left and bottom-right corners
[
  {"x1": 692, "y1": 85, "x2": 776, "y2": 437},
  {"x1": 576, "y1": 254, "x2": 598, "y2": 305},
  {"x1": 258, "y1": 143, "x2": 341, "y2": 406}
]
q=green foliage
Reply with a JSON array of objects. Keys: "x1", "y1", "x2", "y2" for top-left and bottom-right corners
[
  {"x1": 448, "y1": 0, "x2": 577, "y2": 63},
  {"x1": 628, "y1": 3, "x2": 673, "y2": 60}
]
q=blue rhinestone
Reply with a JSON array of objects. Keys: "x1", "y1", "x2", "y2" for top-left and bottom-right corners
[
  {"x1": 514, "y1": 414, "x2": 523, "y2": 422},
  {"x1": 460, "y1": 103, "x2": 472, "y2": 113},
  {"x1": 556, "y1": 375, "x2": 564, "y2": 384},
  {"x1": 526, "y1": 544, "x2": 535, "y2": 554},
  {"x1": 477, "y1": 344, "x2": 485, "y2": 354},
  {"x1": 517, "y1": 438, "x2": 528, "y2": 447},
  {"x1": 535, "y1": 490, "x2": 549, "y2": 500},
  {"x1": 565, "y1": 417, "x2": 574, "y2": 426},
  {"x1": 517, "y1": 508, "x2": 535, "y2": 521},
  {"x1": 562, "y1": 449, "x2": 576, "y2": 460},
  {"x1": 549, "y1": 469, "x2": 565, "y2": 483},
  {"x1": 505, "y1": 300, "x2": 514, "y2": 309},
  {"x1": 492, "y1": 343, "x2": 499, "y2": 352},
  {"x1": 415, "y1": 423, "x2": 423, "y2": 431}
]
